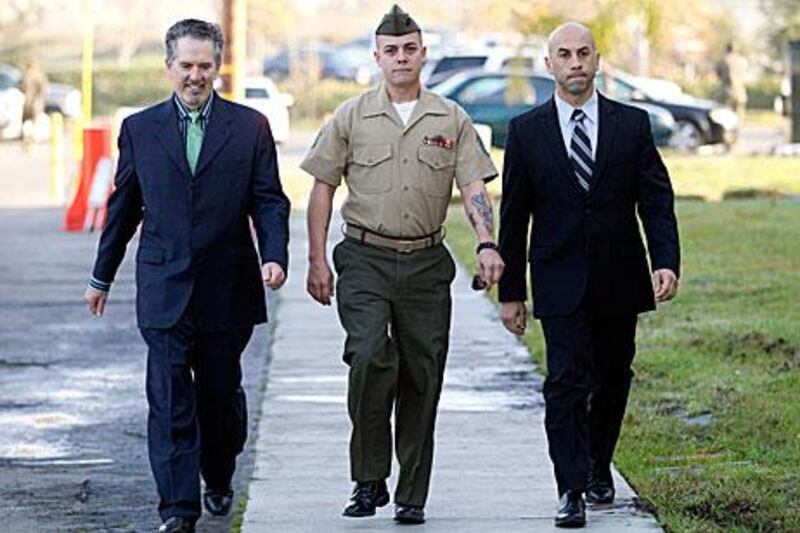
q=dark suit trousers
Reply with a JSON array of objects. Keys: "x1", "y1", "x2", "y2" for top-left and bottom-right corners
[
  {"x1": 540, "y1": 304, "x2": 637, "y2": 496},
  {"x1": 139, "y1": 308, "x2": 252, "y2": 521}
]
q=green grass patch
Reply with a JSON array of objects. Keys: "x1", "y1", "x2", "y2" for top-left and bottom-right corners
[
  {"x1": 662, "y1": 155, "x2": 800, "y2": 202},
  {"x1": 444, "y1": 199, "x2": 800, "y2": 532},
  {"x1": 478, "y1": 154, "x2": 800, "y2": 201},
  {"x1": 481, "y1": 152, "x2": 800, "y2": 202},
  {"x1": 230, "y1": 488, "x2": 249, "y2": 533}
]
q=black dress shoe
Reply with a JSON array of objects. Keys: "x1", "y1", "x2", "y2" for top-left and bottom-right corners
[
  {"x1": 555, "y1": 491, "x2": 586, "y2": 528},
  {"x1": 158, "y1": 517, "x2": 195, "y2": 533},
  {"x1": 394, "y1": 504, "x2": 425, "y2": 524},
  {"x1": 586, "y1": 479, "x2": 615, "y2": 505},
  {"x1": 342, "y1": 480, "x2": 390, "y2": 517},
  {"x1": 203, "y1": 486, "x2": 234, "y2": 516},
  {"x1": 586, "y1": 467, "x2": 615, "y2": 505}
]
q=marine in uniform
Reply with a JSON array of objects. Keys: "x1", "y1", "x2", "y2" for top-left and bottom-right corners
[{"x1": 300, "y1": 5, "x2": 505, "y2": 525}]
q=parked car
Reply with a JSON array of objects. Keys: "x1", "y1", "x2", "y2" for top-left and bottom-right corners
[
  {"x1": 0, "y1": 65, "x2": 24, "y2": 139},
  {"x1": 241, "y1": 76, "x2": 293, "y2": 144},
  {"x1": 262, "y1": 43, "x2": 335, "y2": 81},
  {"x1": 596, "y1": 70, "x2": 739, "y2": 150},
  {"x1": 431, "y1": 70, "x2": 676, "y2": 148},
  {"x1": 45, "y1": 82, "x2": 81, "y2": 118},
  {"x1": 423, "y1": 51, "x2": 542, "y2": 89},
  {"x1": 0, "y1": 63, "x2": 81, "y2": 138},
  {"x1": 323, "y1": 45, "x2": 379, "y2": 85}
]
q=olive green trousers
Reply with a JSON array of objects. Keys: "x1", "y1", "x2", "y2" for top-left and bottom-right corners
[{"x1": 333, "y1": 238, "x2": 456, "y2": 507}]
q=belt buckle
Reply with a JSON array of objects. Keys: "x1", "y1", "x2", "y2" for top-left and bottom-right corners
[{"x1": 396, "y1": 240, "x2": 415, "y2": 254}]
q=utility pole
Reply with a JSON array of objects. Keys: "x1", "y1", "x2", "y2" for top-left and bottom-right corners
[
  {"x1": 790, "y1": 40, "x2": 800, "y2": 143},
  {"x1": 81, "y1": 0, "x2": 94, "y2": 125},
  {"x1": 220, "y1": 0, "x2": 247, "y2": 101}
]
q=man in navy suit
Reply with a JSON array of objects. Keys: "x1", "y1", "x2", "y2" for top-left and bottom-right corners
[
  {"x1": 84, "y1": 19, "x2": 290, "y2": 533},
  {"x1": 498, "y1": 23, "x2": 679, "y2": 528}
]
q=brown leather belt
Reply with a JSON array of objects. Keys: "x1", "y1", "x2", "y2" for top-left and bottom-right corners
[{"x1": 343, "y1": 224, "x2": 444, "y2": 253}]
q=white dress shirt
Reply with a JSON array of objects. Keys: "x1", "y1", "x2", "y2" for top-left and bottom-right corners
[{"x1": 554, "y1": 90, "x2": 599, "y2": 159}]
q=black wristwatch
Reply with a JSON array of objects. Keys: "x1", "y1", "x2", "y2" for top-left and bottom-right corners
[{"x1": 476, "y1": 241, "x2": 498, "y2": 254}]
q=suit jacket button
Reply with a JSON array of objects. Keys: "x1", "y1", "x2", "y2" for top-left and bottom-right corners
[{"x1": 584, "y1": 208, "x2": 592, "y2": 215}]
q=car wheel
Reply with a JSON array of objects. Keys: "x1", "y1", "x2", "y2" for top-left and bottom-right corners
[{"x1": 672, "y1": 119, "x2": 703, "y2": 151}]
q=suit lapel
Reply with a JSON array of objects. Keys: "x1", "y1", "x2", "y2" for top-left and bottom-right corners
[
  {"x1": 153, "y1": 100, "x2": 192, "y2": 178},
  {"x1": 538, "y1": 98, "x2": 586, "y2": 197},
  {"x1": 590, "y1": 94, "x2": 619, "y2": 195},
  {"x1": 193, "y1": 97, "x2": 232, "y2": 178}
]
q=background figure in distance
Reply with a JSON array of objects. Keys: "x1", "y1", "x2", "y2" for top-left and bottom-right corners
[
  {"x1": 83, "y1": 19, "x2": 290, "y2": 533},
  {"x1": 301, "y1": 4, "x2": 504, "y2": 526},
  {"x1": 498, "y1": 22, "x2": 680, "y2": 529},
  {"x1": 21, "y1": 58, "x2": 47, "y2": 144},
  {"x1": 717, "y1": 41, "x2": 748, "y2": 121}
]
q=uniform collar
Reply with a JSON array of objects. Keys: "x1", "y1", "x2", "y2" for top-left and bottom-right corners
[{"x1": 362, "y1": 83, "x2": 449, "y2": 122}]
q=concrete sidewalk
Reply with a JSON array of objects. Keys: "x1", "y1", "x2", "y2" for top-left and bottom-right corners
[{"x1": 242, "y1": 214, "x2": 661, "y2": 532}]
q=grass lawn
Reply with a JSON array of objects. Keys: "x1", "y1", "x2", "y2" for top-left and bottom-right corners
[
  {"x1": 444, "y1": 199, "x2": 800, "y2": 532},
  {"x1": 484, "y1": 151, "x2": 800, "y2": 202}
]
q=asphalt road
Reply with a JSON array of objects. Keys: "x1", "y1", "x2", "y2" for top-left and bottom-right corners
[{"x1": 0, "y1": 206, "x2": 276, "y2": 531}]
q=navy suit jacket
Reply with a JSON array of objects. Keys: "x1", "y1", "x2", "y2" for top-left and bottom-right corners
[
  {"x1": 91, "y1": 94, "x2": 290, "y2": 330},
  {"x1": 498, "y1": 94, "x2": 680, "y2": 318}
]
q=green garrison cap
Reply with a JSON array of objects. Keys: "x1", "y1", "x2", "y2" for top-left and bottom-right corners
[{"x1": 375, "y1": 4, "x2": 420, "y2": 36}]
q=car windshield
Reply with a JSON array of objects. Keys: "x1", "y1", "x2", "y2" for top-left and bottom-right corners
[
  {"x1": 455, "y1": 74, "x2": 553, "y2": 106},
  {"x1": 433, "y1": 56, "x2": 487, "y2": 76},
  {"x1": 245, "y1": 88, "x2": 270, "y2": 99},
  {"x1": 0, "y1": 67, "x2": 20, "y2": 90},
  {"x1": 429, "y1": 71, "x2": 473, "y2": 95},
  {"x1": 601, "y1": 71, "x2": 697, "y2": 104},
  {"x1": 330, "y1": 47, "x2": 370, "y2": 68},
  {"x1": 458, "y1": 76, "x2": 509, "y2": 105}
]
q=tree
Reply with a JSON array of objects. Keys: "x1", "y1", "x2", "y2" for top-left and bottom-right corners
[
  {"x1": 0, "y1": 0, "x2": 47, "y2": 62},
  {"x1": 761, "y1": 0, "x2": 800, "y2": 59}
]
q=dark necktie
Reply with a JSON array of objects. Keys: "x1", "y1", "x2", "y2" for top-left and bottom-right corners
[{"x1": 569, "y1": 108, "x2": 593, "y2": 192}]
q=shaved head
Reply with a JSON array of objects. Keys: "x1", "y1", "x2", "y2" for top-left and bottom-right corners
[
  {"x1": 544, "y1": 22, "x2": 600, "y2": 103},
  {"x1": 547, "y1": 22, "x2": 596, "y2": 56}
]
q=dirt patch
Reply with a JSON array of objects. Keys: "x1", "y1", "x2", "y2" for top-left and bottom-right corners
[
  {"x1": 722, "y1": 188, "x2": 785, "y2": 200},
  {"x1": 685, "y1": 497, "x2": 765, "y2": 530},
  {"x1": 688, "y1": 331, "x2": 798, "y2": 368},
  {"x1": 633, "y1": 496, "x2": 658, "y2": 515},
  {"x1": 654, "y1": 399, "x2": 683, "y2": 416}
]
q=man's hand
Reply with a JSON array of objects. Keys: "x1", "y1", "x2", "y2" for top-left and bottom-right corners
[
  {"x1": 477, "y1": 248, "x2": 505, "y2": 289},
  {"x1": 500, "y1": 301, "x2": 527, "y2": 335},
  {"x1": 306, "y1": 258, "x2": 334, "y2": 305},
  {"x1": 652, "y1": 268, "x2": 678, "y2": 302},
  {"x1": 85, "y1": 287, "x2": 108, "y2": 317},
  {"x1": 262, "y1": 262, "x2": 286, "y2": 290}
]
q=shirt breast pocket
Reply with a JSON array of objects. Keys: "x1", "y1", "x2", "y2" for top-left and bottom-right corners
[
  {"x1": 417, "y1": 145, "x2": 455, "y2": 197},
  {"x1": 348, "y1": 144, "x2": 393, "y2": 193}
]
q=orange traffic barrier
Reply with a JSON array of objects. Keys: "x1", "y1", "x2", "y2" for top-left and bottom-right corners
[{"x1": 63, "y1": 126, "x2": 112, "y2": 232}]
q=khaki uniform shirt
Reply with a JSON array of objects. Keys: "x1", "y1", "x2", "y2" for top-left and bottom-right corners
[{"x1": 301, "y1": 83, "x2": 497, "y2": 237}]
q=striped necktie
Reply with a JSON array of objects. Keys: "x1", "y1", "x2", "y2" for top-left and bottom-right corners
[
  {"x1": 569, "y1": 109, "x2": 593, "y2": 192},
  {"x1": 186, "y1": 110, "x2": 203, "y2": 174}
]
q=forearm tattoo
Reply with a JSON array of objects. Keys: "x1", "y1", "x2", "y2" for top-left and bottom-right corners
[{"x1": 469, "y1": 192, "x2": 494, "y2": 232}]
